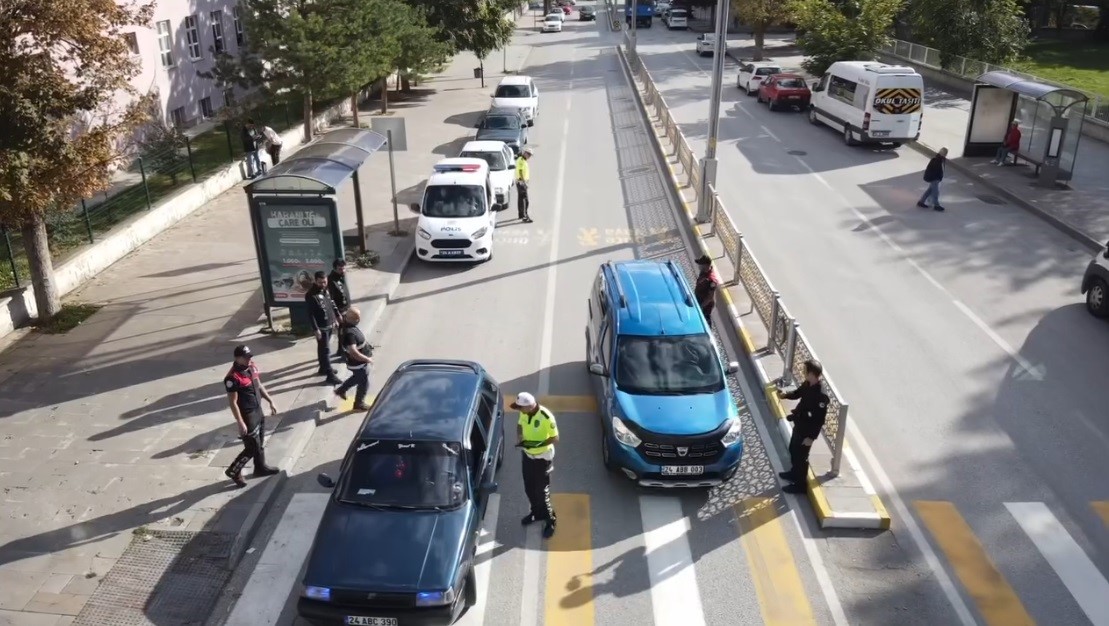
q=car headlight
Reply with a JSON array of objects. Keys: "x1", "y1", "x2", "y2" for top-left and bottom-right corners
[
  {"x1": 416, "y1": 588, "x2": 456, "y2": 607},
  {"x1": 417, "y1": 227, "x2": 431, "y2": 240},
  {"x1": 720, "y1": 418, "x2": 743, "y2": 447},
  {"x1": 471, "y1": 227, "x2": 488, "y2": 239},
  {"x1": 304, "y1": 586, "x2": 331, "y2": 601},
  {"x1": 612, "y1": 417, "x2": 641, "y2": 447}
]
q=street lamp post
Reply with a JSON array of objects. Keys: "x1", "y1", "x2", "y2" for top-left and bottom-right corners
[
  {"x1": 629, "y1": 0, "x2": 638, "y2": 53},
  {"x1": 696, "y1": 0, "x2": 730, "y2": 223}
]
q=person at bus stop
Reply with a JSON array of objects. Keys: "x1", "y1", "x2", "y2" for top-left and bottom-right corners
[
  {"x1": 240, "y1": 119, "x2": 262, "y2": 179},
  {"x1": 992, "y1": 120, "x2": 1021, "y2": 166},
  {"x1": 512, "y1": 392, "x2": 559, "y2": 539},
  {"x1": 223, "y1": 344, "x2": 279, "y2": 488},
  {"x1": 327, "y1": 258, "x2": 350, "y2": 313},
  {"x1": 261, "y1": 124, "x2": 283, "y2": 165},
  {"x1": 694, "y1": 254, "x2": 720, "y2": 328},
  {"x1": 305, "y1": 271, "x2": 342, "y2": 385},
  {"x1": 334, "y1": 306, "x2": 373, "y2": 412},
  {"x1": 777, "y1": 359, "x2": 829, "y2": 494}
]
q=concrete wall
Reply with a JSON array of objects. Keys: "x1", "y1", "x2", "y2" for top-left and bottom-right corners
[
  {"x1": 0, "y1": 95, "x2": 362, "y2": 341},
  {"x1": 875, "y1": 51, "x2": 1109, "y2": 145}
]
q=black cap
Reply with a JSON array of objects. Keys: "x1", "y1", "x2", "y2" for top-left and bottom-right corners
[
  {"x1": 333, "y1": 258, "x2": 346, "y2": 268},
  {"x1": 695, "y1": 254, "x2": 712, "y2": 265},
  {"x1": 233, "y1": 344, "x2": 252, "y2": 358},
  {"x1": 314, "y1": 270, "x2": 326, "y2": 280}
]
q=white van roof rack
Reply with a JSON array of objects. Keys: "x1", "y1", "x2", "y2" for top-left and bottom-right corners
[{"x1": 861, "y1": 62, "x2": 917, "y2": 74}]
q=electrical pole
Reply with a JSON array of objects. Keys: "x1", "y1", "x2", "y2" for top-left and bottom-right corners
[
  {"x1": 696, "y1": 0, "x2": 730, "y2": 222},
  {"x1": 629, "y1": 0, "x2": 638, "y2": 53}
]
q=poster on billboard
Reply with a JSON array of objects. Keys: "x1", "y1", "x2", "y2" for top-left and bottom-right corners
[{"x1": 250, "y1": 196, "x2": 344, "y2": 306}]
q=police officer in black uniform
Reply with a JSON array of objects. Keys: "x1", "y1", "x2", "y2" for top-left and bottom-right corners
[
  {"x1": 334, "y1": 306, "x2": 373, "y2": 411},
  {"x1": 224, "y1": 345, "x2": 279, "y2": 488},
  {"x1": 327, "y1": 258, "x2": 350, "y2": 313},
  {"x1": 777, "y1": 359, "x2": 829, "y2": 494},
  {"x1": 305, "y1": 271, "x2": 341, "y2": 385}
]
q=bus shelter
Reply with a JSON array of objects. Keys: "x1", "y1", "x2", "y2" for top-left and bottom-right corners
[
  {"x1": 244, "y1": 127, "x2": 387, "y2": 330},
  {"x1": 963, "y1": 71, "x2": 1088, "y2": 187}
]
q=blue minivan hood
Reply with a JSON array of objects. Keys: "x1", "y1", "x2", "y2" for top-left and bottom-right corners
[
  {"x1": 304, "y1": 501, "x2": 470, "y2": 592},
  {"x1": 614, "y1": 389, "x2": 735, "y2": 435}
]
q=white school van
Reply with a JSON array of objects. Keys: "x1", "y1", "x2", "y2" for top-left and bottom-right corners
[
  {"x1": 410, "y1": 159, "x2": 498, "y2": 263},
  {"x1": 808, "y1": 61, "x2": 924, "y2": 147}
]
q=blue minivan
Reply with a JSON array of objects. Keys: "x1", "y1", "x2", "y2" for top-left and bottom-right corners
[{"x1": 586, "y1": 260, "x2": 744, "y2": 487}]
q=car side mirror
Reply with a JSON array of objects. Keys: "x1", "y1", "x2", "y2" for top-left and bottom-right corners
[
  {"x1": 588, "y1": 363, "x2": 606, "y2": 376},
  {"x1": 409, "y1": 203, "x2": 421, "y2": 214},
  {"x1": 317, "y1": 473, "x2": 335, "y2": 489},
  {"x1": 481, "y1": 481, "x2": 499, "y2": 494},
  {"x1": 726, "y1": 361, "x2": 740, "y2": 374},
  {"x1": 812, "y1": 82, "x2": 823, "y2": 92}
]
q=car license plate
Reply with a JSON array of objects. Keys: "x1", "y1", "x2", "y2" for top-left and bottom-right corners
[
  {"x1": 787, "y1": 95, "x2": 799, "y2": 99},
  {"x1": 661, "y1": 465, "x2": 704, "y2": 476},
  {"x1": 345, "y1": 617, "x2": 398, "y2": 626},
  {"x1": 870, "y1": 130, "x2": 891, "y2": 137},
  {"x1": 439, "y1": 250, "x2": 464, "y2": 256}
]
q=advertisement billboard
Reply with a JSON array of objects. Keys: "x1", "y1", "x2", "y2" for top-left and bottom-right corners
[{"x1": 249, "y1": 196, "x2": 344, "y2": 306}]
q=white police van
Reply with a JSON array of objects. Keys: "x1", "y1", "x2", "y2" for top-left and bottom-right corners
[{"x1": 410, "y1": 159, "x2": 499, "y2": 263}]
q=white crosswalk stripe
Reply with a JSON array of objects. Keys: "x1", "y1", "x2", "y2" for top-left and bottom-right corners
[{"x1": 640, "y1": 495, "x2": 706, "y2": 626}]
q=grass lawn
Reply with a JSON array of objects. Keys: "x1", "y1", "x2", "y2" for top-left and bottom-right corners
[{"x1": 1013, "y1": 40, "x2": 1109, "y2": 98}]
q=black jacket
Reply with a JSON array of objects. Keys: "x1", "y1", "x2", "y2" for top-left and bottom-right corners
[
  {"x1": 327, "y1": 270, "x2": 350, "y2": 311},
  {"x1": 781, "y1": 380, "x2": 829, "y2": 440},
  {"x1": 923, "y1": 155, "x2": 946, "y2": 182},
  {"x1": 241, "y1": 127, "x2": 258, "y2": 152},
  {"x1": 304, "y1": 285, "x2": 339, "y2": 332}
]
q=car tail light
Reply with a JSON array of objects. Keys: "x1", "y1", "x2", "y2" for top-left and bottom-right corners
[{"x1": 862, "y1": 112, "x2": 871, "y2": 131}]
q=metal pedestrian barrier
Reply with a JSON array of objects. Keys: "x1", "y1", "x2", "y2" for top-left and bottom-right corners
[{"x1": 620, "y1": 43, "x2": 850, "y2": 475}]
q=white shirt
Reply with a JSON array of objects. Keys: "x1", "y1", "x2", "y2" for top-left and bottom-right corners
[{"x1": 261, "y1": 126, "x2": 282, "y2": 146}]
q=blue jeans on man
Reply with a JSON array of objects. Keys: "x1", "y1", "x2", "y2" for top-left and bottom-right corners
[
  {"x1": 919, "y1": 180, "x2": 940, "y2": 208},
  {"x1": 246, "y1": 150, "x2": 262, "y2": 178}
]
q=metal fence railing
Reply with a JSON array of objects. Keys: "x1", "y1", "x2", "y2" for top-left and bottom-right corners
[
  {"x1": 620, "y1": 42, "x2": 850, "y2": 474},
  {"x1": 879, "y1": 38, "x2": 1109, "y2": 125}
]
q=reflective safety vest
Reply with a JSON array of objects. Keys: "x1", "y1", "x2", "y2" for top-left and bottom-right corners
[
  {"x1": 516, "y1": 156, "x2": 529, "y2": 182},
  {"x1": 518, "y1": 406, "x2": 558, "y2": 457}
]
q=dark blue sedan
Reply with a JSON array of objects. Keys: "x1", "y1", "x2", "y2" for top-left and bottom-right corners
[{"x1": 297, "y1": 360, "x2": 505, "y2": 626}]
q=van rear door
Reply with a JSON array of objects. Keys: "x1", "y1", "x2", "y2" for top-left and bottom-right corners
[{"x1": 867, "y1": 75, "x2": 924, "y2": 140}]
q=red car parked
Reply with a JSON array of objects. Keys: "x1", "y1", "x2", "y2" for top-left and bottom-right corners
[{"x1": 757, "y1": 74, "x2": 811, "y2": 111}]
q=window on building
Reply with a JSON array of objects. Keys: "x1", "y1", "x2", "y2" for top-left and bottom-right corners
[
  {"x1": 123, "y1": 32, "x2": 139, "y2": 56},
  {"x1": 232, "y1": 7, "x2": 245, "y2": 46},
  {"x1": 184, "y1": 15, "x2": 202, "y2": 60},
  {"x1": 200, "y1": 97, "x2": 214, "y2": 119},
  {"x1": 210, "y1": 10, "x2": 225, "y2": 53},
  {"x1": 224, "y1": 89, "x2": 236, "y2": 108},
  {"x1": 170, "y1": 106, "x2": 187, "y2": 129},
  {"x1": 156, "y1": 20, "x2": 173, "y2": 67}
]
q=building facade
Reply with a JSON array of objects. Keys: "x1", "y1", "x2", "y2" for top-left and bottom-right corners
[{"x1": 122, "y1": 0, "x2": 248, "y2": 129}]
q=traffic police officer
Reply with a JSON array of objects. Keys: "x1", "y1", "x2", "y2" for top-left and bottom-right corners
[
  {"x1": 305, "y1": 270, "x2": 341, "y2": 385},
  {"x1": 511, "y1": 392, "x2": 558, "y2": 538},
  {"x1": 515, "y1": 148, "x2": 532, "y2": 223},
  {"x1": 777, "y1": 359, "x2": 829, "y2": 494},
  {"x1": 334, "y1": 306, "x2": 373, "y2": 411},
  {"x1": 223, "y1": 345, "x2": 279, "y2": 488}
]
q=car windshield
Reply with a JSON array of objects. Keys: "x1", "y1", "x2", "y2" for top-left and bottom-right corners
[
  {"x1": 460, "y1": 150, "x2": 508, "y2": 170},
  {"x1": 582, "y1": 6, "x2": 594, "y2": 12},
  {"x1": 755, "y1": 67, "x2": 779, "y2": 76},
  {"x1": 615, "y1": 334, "x2": 725, "y2": 395},
  {"x1": 480, "y1": 115, "x2": 520, "y2": 130},
  {"x1": 671, "y1": 10, "x2": 687, "y2": 16},
  {"x1": 339, "y1": 441, "x2": 468, "y2": 509},
  {"x1": 423, "y1": 185, "x2": 487, "y2": 218},
  {"x1": 495, "y1": 84, "x2": 530, "y2": 98},
  {"x1": 777, "y1": 78, "x2": 806, "y2": 88}
]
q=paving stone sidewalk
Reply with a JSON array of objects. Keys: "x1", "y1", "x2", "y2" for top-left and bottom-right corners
[{"x1": 0, "y1": 16, "x2": 534, "y2": 626}]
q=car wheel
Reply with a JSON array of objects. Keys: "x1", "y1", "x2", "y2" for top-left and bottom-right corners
[
  {"x1": 1087, "y1": 277, "x2": 1109, "y2": 317},
  {"x1": 463, "y1": 568, "x2": 478, "y2": 607},
  {"x1": 601, "y1": 432, "x2": 616, "y2": 471},
  {"x1": 808, "y1": 106, "x2": 819, "y2": 125},
  {"x1": 843, "y1": 126, "x2": 857, "y2": 146},
  {"x1": 768, "y1": 98, "x2": 777, "y2": 111}
]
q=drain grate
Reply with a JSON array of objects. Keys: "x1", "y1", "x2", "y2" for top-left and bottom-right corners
[
  {"x1": 976, "y1": 194, "x2": 1006, "y2": 205},
  {"x1": 787, "y1": 150, "x2": 807, "y2": 156},
  {"x1": 73, "y1": 530, "x2": 234, "y2": 626}
]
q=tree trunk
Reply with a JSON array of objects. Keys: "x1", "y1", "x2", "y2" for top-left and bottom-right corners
[
  {"x1": 379, "y1": 76, "x2": 389, "y2": 114},
  {"x1": 303, "y1": 90, "x2": 314, "y2": 143},
  {"x1": 351, "y1": 92, "x2": 360, "y2": 128},
  {"x1": 401, "y1": 75, "x2": 412, "y2": 92},
  {"x1": 753, "y1": 25, "x2": 766, "y2": 61},
  {"x1": 396, "y1": 71, "x2": 402, "y2": 93},
  {"x1": 21, "y1": 214, "x2": 60, "y2": 323}
]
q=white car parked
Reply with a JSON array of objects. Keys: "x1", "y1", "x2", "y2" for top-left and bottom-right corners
[
  {"x1": 546, "y1": 11, "x2": 564, "y2": 21},
  {"x1": 737, "y1": 62, "x2": 781, "y2": 95},
  {"x1": 458, "y1": 141, "x2": 517, "y2": 211},
  {"x1": 542, "y1": 14, "x2": 563, "y2": 31},
  {"x1": 491, "y1": 75, "x2": 539, "y2": 126},
  {"x1": 695, "y1": 33, "x2": 714, "y2": 57}
]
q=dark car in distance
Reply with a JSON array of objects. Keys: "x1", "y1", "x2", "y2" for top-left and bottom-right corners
[
  {"x1": 297, "y1": 360, "x2": 506, "y2": 626},
  {"x1": 474, "y1": 107, "x2": 528, "y2": 155},
  {"x1": 579, "y1": 5, "x2": 596, "y2": 20}
]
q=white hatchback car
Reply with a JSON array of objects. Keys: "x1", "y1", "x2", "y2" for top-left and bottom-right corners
[
  {"x1": 458, "y1": 141, "x2": 517, "y2": 211},
  {"x1": 737, "y1": 62, "x2": 782, "y2": 95},
  {"x1": 543, "y1": 14, "x2": 563, "y2": 31},
  {"x1": 695, "y1": 34, "x2": 715, "y2": 57}
]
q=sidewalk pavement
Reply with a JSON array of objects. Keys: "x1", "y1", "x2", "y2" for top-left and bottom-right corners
[
  {"x1": 0, "y1": 14, "x2": 534, "y2": 625},
  {"x1": 719, "y1": 35, "x2": 1109, "y2": 251}
]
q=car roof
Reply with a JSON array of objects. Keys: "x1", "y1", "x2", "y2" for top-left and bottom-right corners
[
  {"x1": 772, "y1": 73, "x2": 805, "y2": 79},
  {"x1": 603, "y1": 260, "x2": 704, "y2": 336},
  {"x1": 461, "y1": 140, "x2": 510, "y2": 153},
  {"x1": 427, "y1": 158, "x2": 489, "y2": 186},
  {"x1": 359, "y1": 360, "x2": 485, "y2": 442},
  {"x1": 499, "y1": 75, "x2": 532, "y2": 86}
]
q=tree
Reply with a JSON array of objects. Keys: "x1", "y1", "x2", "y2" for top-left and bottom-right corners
[
  {"x1": 393, "y1": 6, "x2": 451, "y2": 92},
  {"x1": 456, "y1": 0, "x2": 517, "y2": 87},
  {"x1": 908, "y1": 0, "x2": 1029, "y2": 66},
  {"x1": 733, "y1": 0, "x2": 790, "y2": 60},
  {"x1": 788, "y1": 0, "x2": 905, "y2": 76},
  {"x1": 405, "y1": 0, "x2": 516, "y2": 51},
  {"x1": 333, "y1": 0, "x2": 406, "y2": 121},
  {"x1": 0, "y1": 0, "x2": 153, "y2": 322}
]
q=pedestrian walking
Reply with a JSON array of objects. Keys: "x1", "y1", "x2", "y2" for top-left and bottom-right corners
[
  {"x1": 241, "y1": 119, "x2": 262, "y2": 179},
  {"x1": 991, "y1": 121, "x2": 1021, "y2": 166},
  {"x1": 777, "y1": 359, "x2": 829, "y2": 494},
  {"x1": 917, "y1": 147, "x2": 948, "y2": 212},
  {"x1": 327, "y1": 258, "x2": 350, "y2": 313},
  {"x1": 694, "y1": 254, "x2": 720, "y2": 328},
  {"x1": 516, "y1": 148, "x2": 533, "y2": 223},
  {"x1": 512, "y1": 392, "x2": 559, "y2": 538},
  {"x1": 305, "y1": 270, "x2": 342, "y2": 385},
  {"x1": 334, "y1": 306, "x2": 373, "y2": 411},
  {"x1": 261, "y1": 124, "x2": 284, "y2": 165},
  {"x1": 223, "y1": 344, "x2": 279, "y2": 488}
]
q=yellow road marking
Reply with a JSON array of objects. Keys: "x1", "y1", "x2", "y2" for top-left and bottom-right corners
[
  {"x1": 333, "y1": 394, "x2": 375, "y2": 414},
  {"x1": 915, "y1": 501, "x2": 1034, "y2": 626},
  {"x1": 736, "y1": 497, "x2": 816, "y2": 625},
  {"x1": 545, "y1": 493, "x2": 593, "y2": 625},
  {"x1": 1091, "y1": 502, "x2": 1109, "y2": 529},
  {"x1": 504, "y1": 395, "x2": 597, "y2": 413}
]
